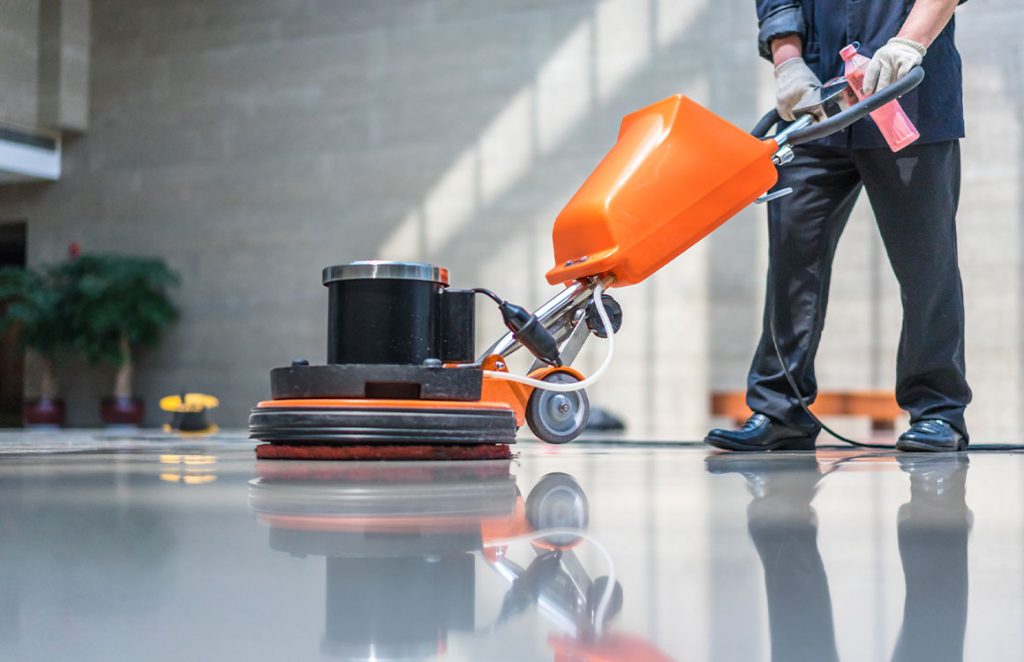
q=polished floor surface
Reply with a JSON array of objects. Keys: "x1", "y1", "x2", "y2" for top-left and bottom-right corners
[{"x1": 0, "y1": 432, "x2": 1022, "y2": 661}]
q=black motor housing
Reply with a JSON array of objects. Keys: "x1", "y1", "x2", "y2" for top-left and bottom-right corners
[
  {"x1": 251, "y1": 261, "x2": 516, "y2": 444},
  {"x1": 323, "y1": 261, "x2": 475, "y2": 365}
]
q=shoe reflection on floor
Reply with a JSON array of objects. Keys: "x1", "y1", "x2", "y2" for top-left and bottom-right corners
[
  {"x1": 247, "y1": 460, "x2": 672, "y2": 661},
  {"x1": 891, "y1": 454, "x2": 971, "y2": 662},
  {"x1": 706, "y1": 453, "x2": 971, "y2": 662}
]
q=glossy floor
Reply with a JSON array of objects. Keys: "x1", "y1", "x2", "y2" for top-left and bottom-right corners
[{"x1": 0, "y1": 433, "x2": 1021, "y2": 661}]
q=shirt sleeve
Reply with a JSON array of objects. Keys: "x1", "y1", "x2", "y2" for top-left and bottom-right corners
[{"x1": 756, "y1": 2, "x2": 806, "y2": 61}]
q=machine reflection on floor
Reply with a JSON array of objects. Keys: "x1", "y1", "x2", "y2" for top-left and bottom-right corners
[{"x1": 247, "y1": 460, "x2": 672, "y2": 661}]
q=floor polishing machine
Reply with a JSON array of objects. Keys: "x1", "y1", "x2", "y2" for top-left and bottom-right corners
[{"x1": 249, "y1": 67, "x2": 925, "y2": 460}]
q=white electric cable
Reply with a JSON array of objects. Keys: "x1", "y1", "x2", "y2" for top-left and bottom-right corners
[
  {"x1": 486, "y1": 528, "x2": 617, "y2": 637},
  {"x1": 483, "y1": 283, "x2": 615, "y2": 392}
]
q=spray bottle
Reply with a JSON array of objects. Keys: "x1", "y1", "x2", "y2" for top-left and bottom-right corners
[{"x1": 840, "y1": 43, "x2": 920, "y2": 152}]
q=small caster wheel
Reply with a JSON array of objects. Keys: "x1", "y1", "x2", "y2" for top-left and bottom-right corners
[
  {"x1": 584, "y1": 294, "x2": 622, "y2": 338},
  {"x1": 526, "y1": 372, "x2": 589, "y2": 444},
  {"x1": 586, "y1": 576, "x2": 624, "y2": 622},
  {"x1": 526, "y1": 472, "x2": 589, "y2": 548}
]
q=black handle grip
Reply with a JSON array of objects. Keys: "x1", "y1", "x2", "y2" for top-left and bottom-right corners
[
  {"x1": 751, "y1": 66, "x2": 925, "y2": 144},
  {"x1": 751, "y1": 108, "x2": 781, "y2": 140}
]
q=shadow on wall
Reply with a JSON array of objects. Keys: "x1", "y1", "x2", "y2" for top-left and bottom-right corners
[
  {"x1": 374, "y1": 0, "x2": 763, "y2": 438},
  {"x1": 1013, "y1": 31, "x2": 1024, "y2": 441}
]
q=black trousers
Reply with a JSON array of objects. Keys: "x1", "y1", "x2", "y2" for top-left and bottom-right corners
[{"x1": 746, "y1": 140, "x2": 971, "y2": 437}]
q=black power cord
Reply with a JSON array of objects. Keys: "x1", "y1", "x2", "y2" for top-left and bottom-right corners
[
  {"x1": 768, "y1": 296, "x2": 1024, "y2": 452},
  {"x1": 768, "y1": 312, "x2": 895, "y2": 449},
  {"x1": 471, "y1": 287, "x2": 505, "y2": 306}
]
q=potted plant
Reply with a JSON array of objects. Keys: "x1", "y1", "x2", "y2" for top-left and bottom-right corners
[
  {"x1": 58, "y1": 253, "x2": 180, "y2": 427},
  {"x1": 0, "y1": 265, "x2": 73, "y2": 427}
]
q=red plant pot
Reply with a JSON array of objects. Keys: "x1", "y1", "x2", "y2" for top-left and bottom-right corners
[
  {"x1": 100, "y1": 396, "x2": 145, "y2": 427},
  {"x1": 23, "y1": 397, "x2": 66, "y2": 428}
]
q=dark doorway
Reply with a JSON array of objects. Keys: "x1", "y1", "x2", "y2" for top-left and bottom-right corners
[{"x1": 0, "y1": 222, "x2": 27, "y2": 427}]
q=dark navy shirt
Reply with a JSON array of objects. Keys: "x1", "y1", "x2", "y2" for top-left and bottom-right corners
[{"x1": 755, "y1": 0, "x2": 966, "y2": 148}]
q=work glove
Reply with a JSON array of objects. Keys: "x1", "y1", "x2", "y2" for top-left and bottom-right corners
[
  {"x1": 862, "y1": 37, "x2": 926, "y2": 95},
  {"x1": 774, "y1": 57, "x2": 824, "y2": 122}
]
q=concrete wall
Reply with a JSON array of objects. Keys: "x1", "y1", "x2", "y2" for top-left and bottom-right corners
[
  {"x1": 0, "y1": 0, "x2": 41, "y2": 126},
  {"x1": 37, "y1": 0, "x2": 91, "y2": 131},
  {"x1": 0, "y1": 0, "x2": 89, "y2": 132},
  {"x1": 0, "y1": 0, "x2": 1020, "y2": 439}
]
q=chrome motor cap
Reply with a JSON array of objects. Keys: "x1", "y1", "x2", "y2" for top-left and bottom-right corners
[{"x1": 322, "y1": 260, "x2": 450, "y2": 286}]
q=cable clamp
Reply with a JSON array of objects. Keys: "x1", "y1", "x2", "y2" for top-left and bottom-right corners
[{"x1": 772, "y1": 145, "x2": 795, "y2": 165}]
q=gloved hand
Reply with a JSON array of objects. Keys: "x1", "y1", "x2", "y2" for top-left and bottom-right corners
[
  {"x1": 862, "y1": 37, "x2": 926, "y2": 95},
  {"x1": 774, "y1": 57, "x2": 824, "y2": 122}
]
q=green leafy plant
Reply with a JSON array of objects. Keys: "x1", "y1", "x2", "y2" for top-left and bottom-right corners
[
  {"x1": 56, "y1": 253, "x2": 180, "y2": 399},
  {"x1": 0, "y1": 265, "x2": 72, "y2": 399}
]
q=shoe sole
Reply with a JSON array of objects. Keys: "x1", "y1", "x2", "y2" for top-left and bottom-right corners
[
  {"x1": 704, "y1": 434, "x2": 816, "y2": 452},
  {"x1": 895, "y1": 438, "x2": 967, "y2": 453}
]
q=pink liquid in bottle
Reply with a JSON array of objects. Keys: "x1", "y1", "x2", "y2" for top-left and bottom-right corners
[{"x1": 840, "y1": 43, "x2": 919, "y2": 152}]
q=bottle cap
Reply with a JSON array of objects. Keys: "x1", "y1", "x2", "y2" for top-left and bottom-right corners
[{"x1": 839, "y1": 44, "x2": 858, "y2": 60}]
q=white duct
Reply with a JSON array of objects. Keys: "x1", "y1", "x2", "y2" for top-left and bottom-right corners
[{"x1": 0, "y1": 125, "x2": 61, "y2": 182}]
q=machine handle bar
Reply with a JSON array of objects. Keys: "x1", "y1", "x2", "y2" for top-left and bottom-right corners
[{"x1": 752, "y1": 65, "x2": 925, "y2": 145}]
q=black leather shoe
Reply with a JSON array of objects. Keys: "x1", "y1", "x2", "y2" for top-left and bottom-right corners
[
  {"x1": 704, "y1": 413, "x2": 817, "y2": 452},
  {"x1": 896, "y1": 419, "x2": 966, "y2": 452}
]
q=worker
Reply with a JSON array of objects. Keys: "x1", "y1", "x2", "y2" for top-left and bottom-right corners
[{"x1": 706, "y1": 0, "x2": 971, "y2": 452}]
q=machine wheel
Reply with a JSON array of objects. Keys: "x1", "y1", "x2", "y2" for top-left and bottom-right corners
[
  {"x1": 525, "y1": 472, "x2": 589, "y2": 548},
  {"x1": 526, "y1": 372, "x2": 589, "y2": 444},
  {"x1": 586, "y1": 576, "x2": 624, "y2": 622}
]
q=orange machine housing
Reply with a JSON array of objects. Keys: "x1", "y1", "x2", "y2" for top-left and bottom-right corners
[{"x1": 546, "y1": 95, "x2": 779, "y2": 287}]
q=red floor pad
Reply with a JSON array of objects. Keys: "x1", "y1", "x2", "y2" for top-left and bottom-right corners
[{"x1": 255, "y1": 443, "x2": 512, "y2": 461}]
